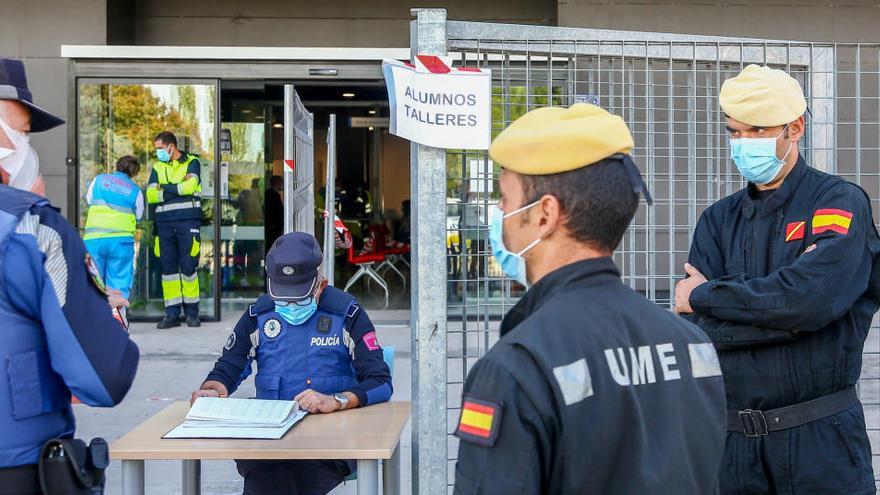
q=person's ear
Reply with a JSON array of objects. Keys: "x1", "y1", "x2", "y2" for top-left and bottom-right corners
[
  {"x1": 788, "y1": 116, "x2": 806, "y2": 142},
  {"x1": 536, "y1": 194, "x2": 562, "y2": 237}
]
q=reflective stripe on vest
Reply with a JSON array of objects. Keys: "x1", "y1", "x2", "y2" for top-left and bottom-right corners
[{"x1": 155, "y1": 199, "x2": 201, "y2": 213}]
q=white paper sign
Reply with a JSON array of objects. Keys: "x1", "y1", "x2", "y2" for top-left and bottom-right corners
[{"x1": 383, "y1": 57, "x2": 492, "y2": 150}]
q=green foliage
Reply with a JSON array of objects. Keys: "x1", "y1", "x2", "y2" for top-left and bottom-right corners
[{"x1": 77, "y1": 83, "x2": 211, "y2": 224}]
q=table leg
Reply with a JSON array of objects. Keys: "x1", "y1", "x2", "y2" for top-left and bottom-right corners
[
  {"x1": 383, "y1": 444, "x2": 401, "y2": 495},
  {"x1": 122, "y1": 460, "x2": 145, "y2": 495},
  {"x1": 357, "y1": 459, "x2": 379, "y2": 495},
  {"x1": 182, "y1": 459, "x2": 201, "y2": 495}
]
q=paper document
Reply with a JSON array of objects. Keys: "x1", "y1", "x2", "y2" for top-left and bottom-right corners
[{"x1": 163, "y1": 398, "x2": 308, "y2": 439}]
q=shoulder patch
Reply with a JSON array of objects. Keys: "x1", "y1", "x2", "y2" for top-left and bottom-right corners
[
  {"x1": 785, "y1": 220, "x2": 806, "y2": 242},
  {"x1": 812, "y1": 208, "x2": 853, "y2": 236},
  {"x1": 85, "y1": 253, "x2": 107, "y2": 296},
  {"x1": 224, "y1": 332, "x2": 236, "y2": 350},
  {"x1": 455, "y1": 394, "x2": 503, "y2": 447}
]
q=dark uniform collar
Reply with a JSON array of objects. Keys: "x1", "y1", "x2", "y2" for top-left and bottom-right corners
[
  {"x1": 742, "y1": 155, "x2": 808, "y2": 218},
  {"x1": 499, "y1": 257, "x2": 621, "y2": 337}
]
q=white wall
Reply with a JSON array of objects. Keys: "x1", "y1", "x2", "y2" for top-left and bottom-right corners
[{"x1": 0, "y1": 0, "x2": 107, "y2": 215}]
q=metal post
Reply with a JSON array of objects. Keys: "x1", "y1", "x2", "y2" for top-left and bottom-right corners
[
  {"x1": 181, "y1": 459, "x2": 201, "y2": 495},
  {"x1": 121, "y1": 460, "x2": 145, "y2": 495},
  {"x1": 383, "y1": 443, "x2": 402, "y2": 495},
  {"x1": 409, "y1": 8, "x2": 448, "y2": 495},
  {"x1": 324, "y1": 114, "x2": 337, "y2": 285},
  {"x1": 284, "y1": 84, "x2": 296, "y2": 234},
  {"x1": 356, "y1": 459, "x2": 379, "y2": 495}
]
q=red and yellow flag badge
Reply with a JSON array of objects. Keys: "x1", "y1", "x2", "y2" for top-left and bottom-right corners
[
  {"x1": 455, "y1": 395, "x2": 503, "y2": 447},
  {"x1": 812, "y1": 208, "x2": 853, "y2": 236},
  {"x1": 785, "y1": 221, "x2": 806, "y2": 242}
]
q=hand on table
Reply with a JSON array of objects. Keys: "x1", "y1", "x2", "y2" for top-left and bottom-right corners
[
  {"x1": 674, "y1": 263, "x2": 707, "y2": 315},
  {"x1": 295, "y1": 389, "x2": 339, "y2": 414}
]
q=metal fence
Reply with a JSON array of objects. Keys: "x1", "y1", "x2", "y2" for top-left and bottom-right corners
[
  {"x1": 409, "y1": 9, "x2": 880, "y2": 492},
  {"x1": 283, "y1": 84, "x2": 315, "y2": 235}
]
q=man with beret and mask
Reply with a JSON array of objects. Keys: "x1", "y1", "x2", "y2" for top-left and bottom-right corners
[
  {"x1": 675, "y1": 65, "x2": 879, "y2": 494},
  {"x1": 452, "y1": 104, "x2": 727, "y2": 495},
  {"x1": 190, "y1": 232, "x2": 392, "y2": 495}
]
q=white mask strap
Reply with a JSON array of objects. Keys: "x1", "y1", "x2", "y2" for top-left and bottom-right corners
[{"x1": 502, "y1": 199, "x2": 540, "y2": 219}]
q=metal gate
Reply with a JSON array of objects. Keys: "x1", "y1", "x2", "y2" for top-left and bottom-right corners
[
  {"x1": 283, "y1": 84, "x2": 316, "y2": 235},
  {"x1": 409, "y1": 8, "x2": 879, "y2": 493}
]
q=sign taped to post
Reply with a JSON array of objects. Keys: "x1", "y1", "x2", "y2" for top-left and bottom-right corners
[{"x1": 383, "y1": 56, "x2": 492, "y2": 150}]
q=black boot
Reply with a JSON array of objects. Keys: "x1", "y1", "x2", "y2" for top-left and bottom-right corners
[
  {"x1": 186, "y1": 316, "x2": 201, "y2": 328},
  {"x1": 157, "y1": 316, "x2": 181, "y2": 329}
]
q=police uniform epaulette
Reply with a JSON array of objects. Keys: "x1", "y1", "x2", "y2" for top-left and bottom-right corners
[
  {"x1": 317, "y1": 286, "x2": 359, "y2": 318},
  {"x1": 248, "y1": 294, "x2": 275, "y2": 317},
  {"x1": 0, "y1": 184, "x2": 51, "y2": 217}
]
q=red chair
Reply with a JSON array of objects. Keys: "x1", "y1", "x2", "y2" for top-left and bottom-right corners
[
  {"x1": 343, "y1": 244, "x2": 389, "y2": 308},
  {"x1": 375, "y1": 244, "x2": 410, "y2": 290}
]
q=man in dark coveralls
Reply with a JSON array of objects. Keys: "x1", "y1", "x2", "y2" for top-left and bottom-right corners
[
  {"x1": 453, "y1": 103, "x2": 727, "y2": 495},
  {"x1": 676, "y1": 64, "x2": 879, "y2": 494}
]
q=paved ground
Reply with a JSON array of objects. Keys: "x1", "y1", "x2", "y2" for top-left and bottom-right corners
[{"x1": 75, "y1": 311, "x2": 413, "y2": 495}]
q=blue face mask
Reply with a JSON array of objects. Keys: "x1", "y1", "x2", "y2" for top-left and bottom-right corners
[
  {"x1": 730, "y1": 126, "x2": 792, "y2": 185},
  {"x1": 274, "y1": 298, "x2": 318, "y2": 326},
  {"x1": 156, "y1": 147, "x2": 172, "y2": 163},
  {"x1": 489, "y1": 201, "x2": 542, "y2": 288}
]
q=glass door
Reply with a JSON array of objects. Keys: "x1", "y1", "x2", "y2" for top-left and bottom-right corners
[
  {"x1": 76, "y1": 79, "x2": 220, "y2": 320},
  {"x1": 219, "y1": 103, "x2": 269, "y2": 303}
]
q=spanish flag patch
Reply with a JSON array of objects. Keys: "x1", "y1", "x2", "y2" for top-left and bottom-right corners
[
  {"x1": 455, "y1": 395, "x2": 503, "y2": 447},
  {"x1": 812, "y1": 208, "x2": 853, "y2": 236},
  {"x1": 785, "y1": 221, "x2": 806, "y2": 242}
]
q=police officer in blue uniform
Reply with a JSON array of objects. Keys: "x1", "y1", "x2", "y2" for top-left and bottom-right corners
[
  {"x1": 675, "y1": 65, "x2": 879, "y2": 494},
  {"x1": 453, "y1": 104, "x2": 727, "y2": 494},
  {"x1": 0, "y1": 59, "x2": 139, "y2": 494},
  {"x1": 191, "y1": 232, "x2": 392, "y2": 495}
]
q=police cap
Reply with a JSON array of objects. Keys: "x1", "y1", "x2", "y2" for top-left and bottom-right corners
[{"x1": 266, "y1": 232, "x2": 323, "y2": 301}]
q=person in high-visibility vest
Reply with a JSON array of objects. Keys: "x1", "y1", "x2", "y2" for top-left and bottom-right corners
[
  {"x1": 147, "y1": 131, "x2": 202, "y2": 329},
  {"x1": 83, "y1": 155, "x2": 144, "y2": 301}
]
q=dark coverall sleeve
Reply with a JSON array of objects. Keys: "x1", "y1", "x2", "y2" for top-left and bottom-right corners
[
  {"x1": 686, "y1": 210, "x2": 800, "y2": 349},
  {"x1": 690, "y1": 183, "x2": 875, "y2": 333},
  {"x1": 4, "y1": 204, "x2": 139, "y2": 406},
  {"x1": 344, "y1": 307, "x2": 393, "y2": 406},
  {"x1": 453, "y1": 352, "x2": 552, "y2": 495},
  {"x1": 204, "y1": 309, "x2": 257, "y2": 394}
]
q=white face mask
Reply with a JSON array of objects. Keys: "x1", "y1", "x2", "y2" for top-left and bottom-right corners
[{"x1": 0, "y1": 115, "x2": 39, "y2": 191}]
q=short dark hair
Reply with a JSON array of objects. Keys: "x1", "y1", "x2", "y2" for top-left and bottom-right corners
[
  {"x1": 518, "y1": 156, "x2": 640, "y2": 253},
  {"x1": 154, "y1": 131, "x2": 177, "y2": 146},
  {"x1": 116, "y1": 155, "x2": 140, "y2": 177},
  {"x1": 270, "y1": 175, "x2": 283, "y2": 187}
]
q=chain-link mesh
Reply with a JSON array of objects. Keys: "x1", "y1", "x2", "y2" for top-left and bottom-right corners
[{"x1": 442, "y1": 31, "x2": 878, "y2": 487}]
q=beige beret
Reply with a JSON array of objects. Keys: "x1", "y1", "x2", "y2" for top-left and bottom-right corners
[
  {"x1": 720, "y1": 65, "x2": 807, "y2": 127},
  {"x1": 488, "y1": 103, "x2": 635, "y2": 175}
]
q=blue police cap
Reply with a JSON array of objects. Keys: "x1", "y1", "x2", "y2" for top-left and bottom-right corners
[{"x1": 266, "y1": 232, "x2": 323, "y2": 301}]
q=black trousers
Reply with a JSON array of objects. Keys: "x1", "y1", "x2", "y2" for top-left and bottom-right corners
[
  {"x1": 236, "y1": 459, "x2": 355, "y2": 495},
  {"x1": 0, "y1": 464, "x2": 41, "y2": 495}
]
